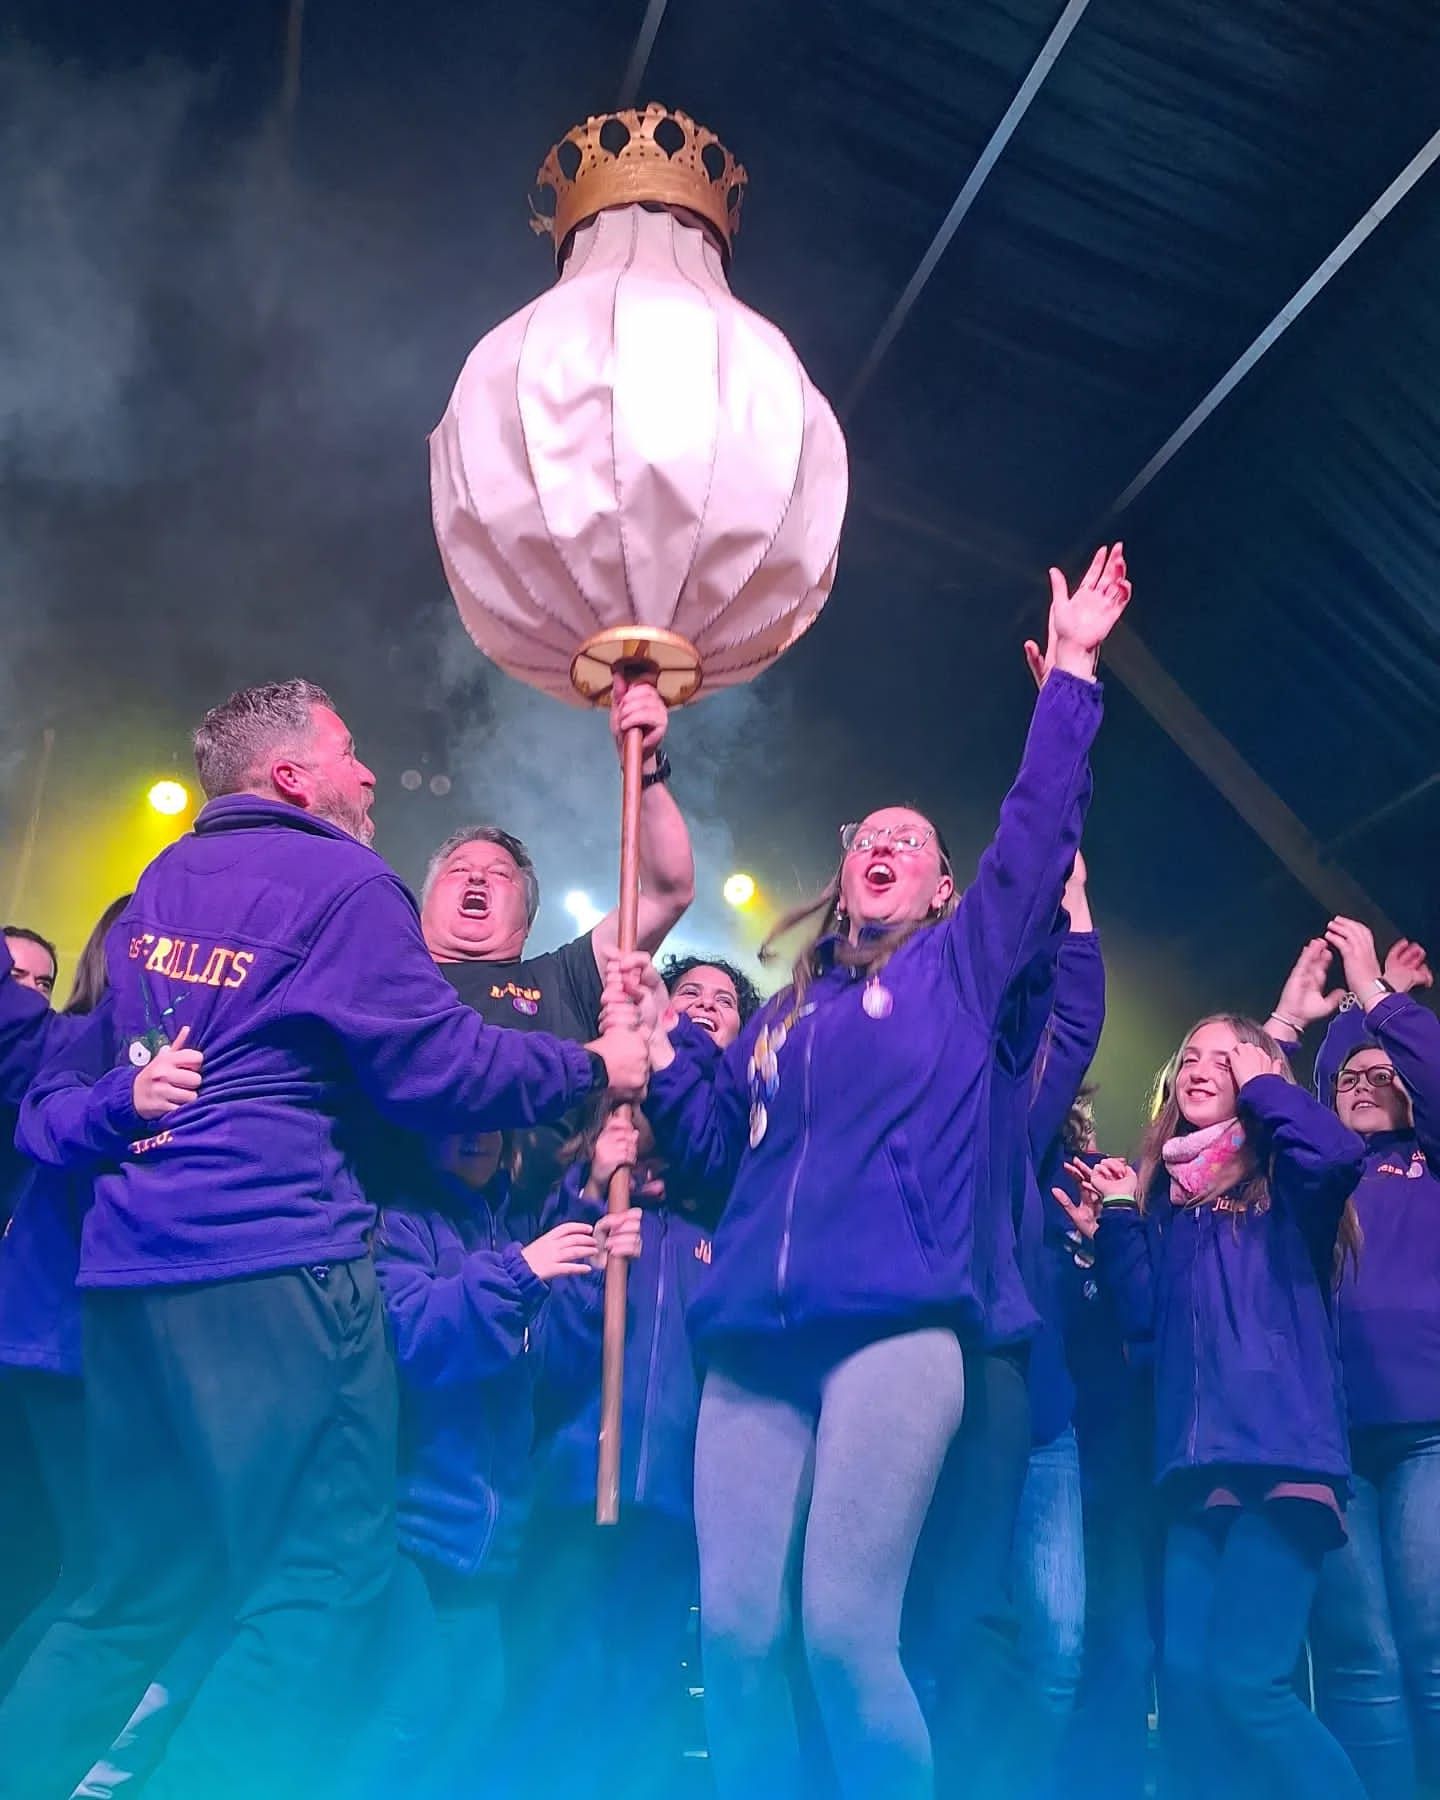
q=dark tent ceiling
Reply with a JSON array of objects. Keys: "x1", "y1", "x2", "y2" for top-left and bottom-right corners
[{"x1": 4, "y1": 0, "x2": 1439, "y2": 1135}]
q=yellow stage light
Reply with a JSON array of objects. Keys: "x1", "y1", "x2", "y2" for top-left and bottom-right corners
[
  {"x1": 723, "y1": 872, "x2": 756, "y2": 909},
  {"x1": 147, "y1": 779, "x2": 190, "y2": 817}
]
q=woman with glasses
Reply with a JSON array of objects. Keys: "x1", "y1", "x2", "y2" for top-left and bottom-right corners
[
  {"x1": 1301, "y1": 918, "x2": 1440, "y2": 1800},
  {"x1": 631, "y1": 547, "x2": 1132, "y2": 1800}
]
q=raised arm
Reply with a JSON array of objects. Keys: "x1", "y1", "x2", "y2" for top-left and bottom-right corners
[
  {"x1": 644, "y1": 1012, "x2": 752, "y2": 1207},
  {"x1": 1030, "y1": 881, "x2": 1106, "y2": 1161},
  {"x1": 295, "y1": 875, "x2": 647, "y2": 1132},
  {"x1": 942, "y1": 547, "x2": 1130, "y2": 1024},
  {"x1": 1232, "y1": 1056, "x2": 1365, "y2": 1211},
  {"x1": 591, "y1": 676, "x2": 695, "y2": 962},
  {"x1": 1359, "y1": 994, "x2": 1440, "y2": 1164}
]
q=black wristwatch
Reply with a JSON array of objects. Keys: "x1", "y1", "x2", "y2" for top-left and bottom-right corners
[
  {"x1": 641, "y1": 749, "x2": 672, "y2": 790},
  {"x1": 587, "y1": 1050, "x2": 609, "y2": 1092}
]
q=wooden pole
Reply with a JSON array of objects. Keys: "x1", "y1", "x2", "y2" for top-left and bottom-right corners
[{"x1": 596, "y1": 661, "x2": 653, "y2": 1525}]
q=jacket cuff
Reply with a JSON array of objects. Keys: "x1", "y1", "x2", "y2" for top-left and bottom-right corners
[
  {"x1": 98, "y1": 1066, "x2": 150, "y2": 1144},
  {"x1": 501, "y1": 1241, "x2": 550, "y2": 1320}
]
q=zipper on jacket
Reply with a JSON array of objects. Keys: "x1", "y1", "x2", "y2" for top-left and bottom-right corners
[
  {"x1": 635, "y1": 1214, "x2": 666, "y2": 1501},
  {"x1": 1188, "y1": 1209, "x2": 1201, "y2": 1462},
  {"x1": 776, "y1": 1023, "x2": 815, "y2": 1329}
]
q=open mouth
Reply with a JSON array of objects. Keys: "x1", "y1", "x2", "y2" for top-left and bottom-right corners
[
  {"x1": 690, "y1": 1012, "x2": 718, "y2": 1035},
  {"x1": 460, "y1": 889, "x2": 490, "y2": 918},
  {"x1": 863, "y1": 860, "x2": 897, "y2": 891}
]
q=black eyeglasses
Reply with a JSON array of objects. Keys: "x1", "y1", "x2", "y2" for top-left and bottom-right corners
[{"x1": 1336, "y1": 1066, "x2": 1398, "y2": 1094}]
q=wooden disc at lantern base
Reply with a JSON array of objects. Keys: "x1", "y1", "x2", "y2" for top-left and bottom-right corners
[{"x1": 570, "y1": 626, "x2": 703, "y2": 707}]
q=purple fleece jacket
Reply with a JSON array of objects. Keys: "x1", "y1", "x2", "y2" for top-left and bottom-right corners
[
  {"x1": 1098, "y1": 1076, "x2": 1364, "y2": 1488},
  {"x1": 1316, "y1": 993, "x2": 1440, "y2": 1429},
  {"x1": 16, "y1": 797, "x2": 600, "y2": 1287},
  {"x1": 644, "y1": 671, "x2": 1102, "y2": 1355}
]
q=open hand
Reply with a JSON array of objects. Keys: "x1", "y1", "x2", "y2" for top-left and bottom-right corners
[
  {"x1": 132, "y1": 1026, "x2": 203, "y2": 1121},
  {"x1": 1384, "y1": 938, "x2": 1432, "y2": 996},
  {"x1": 1325, "y1": 917, "x2": 1384, "y2": 1000},
  {"x1": 1271, "y1": 938, "x2": 1342, "y2": 1035},
  {"x1": 1045, "y1": 544, "x2": 1132, "y2": 682},
  {"x1": 522, "y1": 1220, "x2": 608, "y2": 1282}
]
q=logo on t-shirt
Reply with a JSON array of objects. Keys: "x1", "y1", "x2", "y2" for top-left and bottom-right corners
[{"x1": 490, "y1": 980, "x2": 542, "y2": 1007}]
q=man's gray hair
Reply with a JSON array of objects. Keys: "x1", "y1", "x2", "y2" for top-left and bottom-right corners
[
  {"x1": 422, "y1": 826, "x2": 541, "y2": 926},
  {"x1": 193, "y1": 679, "x2": 334, "y2": 800}
]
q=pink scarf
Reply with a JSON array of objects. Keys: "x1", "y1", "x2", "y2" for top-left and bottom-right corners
[{"x1": 1162, "y1": 1117, "x2": 1246, "y2": 1203}]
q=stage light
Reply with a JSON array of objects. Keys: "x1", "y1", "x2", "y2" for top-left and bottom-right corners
[
  {"x1": 147, "y1": 780, "x2": 189, "y2": 817},
  {"x1": 723, "y1": 872, "x2": 756, "y2": 909},
  {"x1": 564, "y1": 889, "x2": 605, "y2": 932}
]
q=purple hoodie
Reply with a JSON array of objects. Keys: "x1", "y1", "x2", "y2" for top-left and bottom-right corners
[
  {"x1": 16, "y1": 796, "x2": 602, "y2": 1287},
  {"x1": 0, "y1": 937, "x2": 67, "y2": 1230},
  {"x1": 644, "y1": 670, "x2": 1101, "y2": 1355},
  {"x1": 1316, "y1": 993, "x2": 1440, "y2": 1430}
]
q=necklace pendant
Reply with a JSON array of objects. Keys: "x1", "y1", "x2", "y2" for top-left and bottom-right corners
[
  {"x1": 749, "y1": 1100, "x2": 769, "y2": 1148},
  {"x1": 863, "y1": 980, "x2": 894, "y2": 1020}
]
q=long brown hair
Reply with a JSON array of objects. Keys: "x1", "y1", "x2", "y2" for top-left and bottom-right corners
[
  {"x1": 65, "y1": 895, "x2": 132, "y2": 1017},
  {"x1": 1136, "y1": 1013, "x2": 1362, "y2": 1277},
  {"x1": 758, "y1": 815, "x2": 957, "y2": 1004}
]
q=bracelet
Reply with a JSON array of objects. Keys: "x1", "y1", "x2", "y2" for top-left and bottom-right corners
[
  {"x1": 1266, "y1": 1012, "x2": 1304, "y2": 1035},
  {"x1": 640, "y1": 749, "x2": 672, "y2": 790}
]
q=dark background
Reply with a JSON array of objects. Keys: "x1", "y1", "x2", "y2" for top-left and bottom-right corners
[{"x1": 3, "y1": 0, "x2": 1438, "y2": 1143}]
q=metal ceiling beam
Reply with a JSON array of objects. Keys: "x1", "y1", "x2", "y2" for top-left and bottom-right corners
[
  {"x1": 1101, "y1": 624, "x2": 1401, "y2": 941},
  {"x1": 618, "y1": 0, "x2": 671, "y2": 108},
  {"x1": 842, "y1": 0, "x2": 1094, "y2": 417},
  {"x1": 1108, "y1": 123, "x2": 1440, "y2": 516}
]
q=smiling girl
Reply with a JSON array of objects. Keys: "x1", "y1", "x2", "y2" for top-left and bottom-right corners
[{"x1": 1067, "y1": 1015, "x2": 1366, "y2": 1799}]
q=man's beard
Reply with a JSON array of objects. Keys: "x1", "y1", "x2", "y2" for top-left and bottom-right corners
[{"x1": 313, "y1": 780, "x2": 374, "y2": 846}]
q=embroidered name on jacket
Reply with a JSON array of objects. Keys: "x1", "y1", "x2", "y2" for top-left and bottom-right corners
[{"x1": 128, "y1": 934, "x2": 255, "y2": 989}]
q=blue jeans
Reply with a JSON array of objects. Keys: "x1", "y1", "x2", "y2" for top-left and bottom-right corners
[
  {"x1": 1162, "y1": 1505, "x2": 1366, "y2": 1800},
  {"x1": 1013, "y1": 1427, "x2": 1086, "y2": 1727},
  {"x1": 1311, "y1": 1426, "x2": 1440, "y2": 1799}
]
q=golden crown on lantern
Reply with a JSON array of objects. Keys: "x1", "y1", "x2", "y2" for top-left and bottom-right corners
[{"x1": 530, "y1": 104, "x2": 748, "y2": 265}]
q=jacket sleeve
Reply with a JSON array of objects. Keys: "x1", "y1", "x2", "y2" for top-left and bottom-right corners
[
  {"x1": 1364, "y1": 993, "x2": 1440, "y2": 1166},
  {"x1": 15, "y1": 1004, "x2": 149, "y2": 1170},
  {"x1": 1313, "y1": 1004, "x2": 1373, "y2": 1102},
  {"x1": 643, "y1": 1014, "x2": 749, "y2": 1207},
  {"x1": 1239, "y1": 1074, "x2": 1366, "y2": 1210},
  {"x1": 293, "y1": 873, "x2": 599, "y2": 1133},
  {"x1": 940, "y1": 671, "x2": 1102, "y2": 1026},
  {"x1": 1029, "y1": 932, "x2": 1106, "y2": 1161},
  {"x1": 374, "y1": 1210, "x2": 548, "y2": 1389},
  {"x1": 0, "y1": 940, "x2": 60, "y2": 1108},
  {"x1": 529, "y1": 1264, "x2": 607, "y2": 1415},
  {"x1": 1095, "y1": 1203, "x2": 1159, "y2": 1344}
]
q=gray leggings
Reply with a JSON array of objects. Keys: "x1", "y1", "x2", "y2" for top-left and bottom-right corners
[{"x1": 695, "y1": 1328, "x2": 967, "y2": 1800}]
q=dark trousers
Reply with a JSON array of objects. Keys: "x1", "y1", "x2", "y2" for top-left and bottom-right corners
[
  {"x1": 905, "y1": 1346, "x2": 1034, "y2": 1800},
  {"x1": 508, "y1": 1506, "x2": 701, "y2": 1800},
  {"x1": 1162, "y1": 1504, "x2": 1365, "y2": 1800},
  {"x1": 0, "y1": 1372, "x2": 90, "y2": 1700},
  {"x1": 0, "y1": 1260, "x2": 396, "y2": 1800}
]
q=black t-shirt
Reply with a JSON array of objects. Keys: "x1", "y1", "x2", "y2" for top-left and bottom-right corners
[
  {"x1": 439, "y1": 933, "x2": 605, "y2": 1216},
  {"x1": 438, "y1": 932, "x2": 604, "y2": 1043}
]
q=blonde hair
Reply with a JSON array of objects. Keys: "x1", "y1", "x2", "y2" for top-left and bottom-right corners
[{"x1": 1136, "y1": 1012, "x2": 1361, "y2": 1276}]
